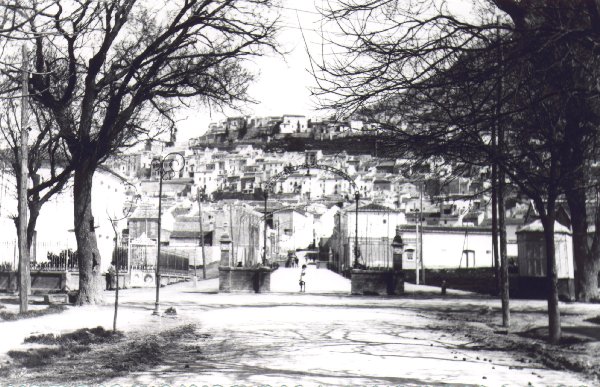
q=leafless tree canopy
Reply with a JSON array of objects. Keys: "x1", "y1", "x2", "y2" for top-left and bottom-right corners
[
  {"x1": 314, "y1": 0, "x2": 600, "y2": 341},
  {"x1": 0, "y1": 0, "x2": 279, "y2": 161},
  {"x1": 0, "y1": 0, "x2": 280, "y2": 305}
]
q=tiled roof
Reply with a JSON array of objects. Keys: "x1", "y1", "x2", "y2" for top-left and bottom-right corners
[
  {"x1": 359, "y1": 203, "x2": 395, "y2": 212},
  {"x1": 173, "y1": 216, "x2": 212, "y2": 233},
  {"x1": 129, "y1": 205, "x2": 158, "y2": 219}
]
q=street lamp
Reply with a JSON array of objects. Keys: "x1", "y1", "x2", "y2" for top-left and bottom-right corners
[
  {"x1": 391, "y1": 228, "x2": 404, "y2": 271},
  {"x1": 197, "y1": 185, "x2": 207, "y2": 280},
  {"x1": 262, "y1": 187, "x2": 269, "y2": 266},
  {"x1": 151, "y1": 152, "x2": 185, "y2": 316},
  {"x1": 353, "y1": 191, "x2": 361, "y2": 268},
  {"x1": 391, "y1": 227, "x2": 405, "y2": 295}
]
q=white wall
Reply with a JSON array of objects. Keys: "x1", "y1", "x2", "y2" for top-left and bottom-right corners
[
  {"x1": 345, "y1": 210, "x2": 406, "y2": 240},
  {"x1": 401, "y1": 228, "x2": 494, "y2": 269},
  {"x1": 280, "y1": 115, "x2": 308, "y2": 134}
]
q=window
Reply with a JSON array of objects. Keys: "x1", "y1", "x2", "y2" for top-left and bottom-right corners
[{"x1": 405, "y1": 249, "x2": 415, "y2": 261}]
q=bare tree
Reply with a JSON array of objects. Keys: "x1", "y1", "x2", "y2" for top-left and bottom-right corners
[
  {"x1": 1, "y1": 0, "x2": 279, "y2": 304},
  {"x1": 0, "y1": 99, "x2": 72, "y2": 246},
  {"x1": 315, "y1": 0, "x2": 600, "y2": 343},
  {"x1": 0, "y1": 88, "x2": 73, "y2": 312}
]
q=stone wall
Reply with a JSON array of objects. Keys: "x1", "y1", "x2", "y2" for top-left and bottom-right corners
[
  {"x1": 403, "y1": 268, "x2": 497, "y2": 295},
  {"x1": 513, "y1": 276, "x2": 575, "y2": 301},
  {"x1": 350, "y1": 270, "x2": 404, "y2": 296},
  {"x1": 0, "y1": 270, "x2": 188, "y2": 293},
  {"x1": 219, "y1": 267, "x2": 272, "y2": 293},
  {"x1": 0, "y1": 272, "x2": 17, "y2": 292}
]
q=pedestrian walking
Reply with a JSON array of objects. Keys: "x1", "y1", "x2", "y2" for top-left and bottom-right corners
[
  {"x1": 299, "y1": 264, "x2": 306, "y2": 292},
  {"x1": 106, "y1": 263, "x2": 116, "y2": 290}
]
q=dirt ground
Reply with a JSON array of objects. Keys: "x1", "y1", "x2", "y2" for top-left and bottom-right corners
[
  {"x1": 0, "y1": 282, "x2": 599, "y2": 386},
  {"x1": 428, "y1": 300, "x2": 600, "y2": 382}
]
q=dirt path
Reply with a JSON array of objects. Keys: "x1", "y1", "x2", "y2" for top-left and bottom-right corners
[{"x1": 0, "y1": 282, "x2": 598, "y2": 386}]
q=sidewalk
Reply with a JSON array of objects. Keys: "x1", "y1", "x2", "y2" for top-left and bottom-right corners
[{"x1": 270, "y1": 266, "x2": 350, "y2": 293}]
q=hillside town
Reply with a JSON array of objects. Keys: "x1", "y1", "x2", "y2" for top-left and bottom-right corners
[
  {"x1": 2, "y1": 1, "x2": 600, "y2": 385},
  {"x1": 0, "y1": 111, "x2": 577, "y2": 299}
]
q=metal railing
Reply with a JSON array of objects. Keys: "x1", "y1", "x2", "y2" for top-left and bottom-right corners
[
  {"x1": 127, "y1": 245, "x2": 190, "y2": 275},
  {"x1": 0, "y1": 240, "x2": 192, "y2": 276},
  {"x1": 330, "y1": 236, "x2": 417, "y2": 272}
]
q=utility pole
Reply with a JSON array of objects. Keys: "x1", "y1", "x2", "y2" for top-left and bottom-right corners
[
  {"x1": 353, "y1": 192, "x2": 360, "y2": 268},
  {"x1": 492, "y1": 133, "x2": 500, "y2": 294},
  {"x1": 420, "y1": 181, "x2": 425, "y2": 284},
  {"x1": 197, "y1": 186, "x2": 206, "y2": 279},
  {"x1": 415, "y1": 212, "x2": 420, "y2": 285},
  {"x1": 496, "y1": 17, "x2": 510, "y2": 328},
  {"x1": 229, "y1": 203, "x2": 235, "y2": 266},
  {"x1": 263, "y1": 192, "x2": 268, "y2": 265},
  {"x1": 18, "y1": 44, "x2": 30, "y2": 313}
]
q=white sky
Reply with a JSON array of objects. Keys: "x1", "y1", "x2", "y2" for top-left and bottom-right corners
[
  {"x1": 175, "y1": 0, "x2": 480, "y2": 141},
  {"x1": 176, "y1": 1, "x2": 324, "y2": 141}
]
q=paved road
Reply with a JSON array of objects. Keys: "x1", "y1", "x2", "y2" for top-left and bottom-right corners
[{"x1": 0, "y1": 273, "x2": 596, "y2": 386}]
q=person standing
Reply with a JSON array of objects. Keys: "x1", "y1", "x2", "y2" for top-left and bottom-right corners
[
  {"x1": 106, "y1": 263, "x2": 116, "y2": 290},
  {"x1": 299, "y1": 264, "x2": 306, "y2": 292}
]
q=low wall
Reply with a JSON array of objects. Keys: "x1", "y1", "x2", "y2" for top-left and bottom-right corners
[
  {"x1": 0, "y1": 270, "x2": 188, "y2": 293},
  {"x1": 1, "y1": 271, "x2": 70, "y2": 292},
  {"x1": 403, "y1": 268, "x2": 498, "y2": 295},
  {"x1": 0, "y1": 272, "x2": 17, "y2": 292},
  {"x1": 513, "y1": 276, "x2": 575, "y2": 301},
  {"x1": 219, "y1": 266, "x2": 271, "y2": 293},
  {"x1": 66, "y1": 272, "x2": 79, "y2": 291},
  {"x1": 402, "y1": 268, "x2": 577, "y2": 300},
  {"x1": 350, "y1": 270, "x2": 404, "y2": 296}
]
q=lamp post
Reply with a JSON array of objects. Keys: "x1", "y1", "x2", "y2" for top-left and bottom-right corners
[
  {"x1": 263, "y1": 189, "x2": 268, "y2": 266},
  {"x1": 353, "y1": 191, "x2": 360, "y2": 268},
  {"x1": 391, "y1": 228, "x2": 405, "y2": 295},
  {"x1": 151, "y1": 152, "x2": 185, "y2": 316},
  {"x1": 391, "y1": 228, "x2": 404, "y2": 271},
  {"x1": 197, "y1": 185, "x2": 207, "y2": 280}
]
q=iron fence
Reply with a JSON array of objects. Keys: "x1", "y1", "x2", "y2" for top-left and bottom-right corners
[
  {"x1": 331, "y1": 236, "x2": 417, "y2": 272},
  {"x1": 126, "y1": 245, "x2": 190, "y2": 275},
  {"x1": 0, "y1": 241, "x2": 77, "y2": 272},
  {"x1": 0, "y1": 240, "x2": 189, "y2": 275}
]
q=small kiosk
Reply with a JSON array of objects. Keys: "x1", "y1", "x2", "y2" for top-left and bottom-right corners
[{"x1": 516, "y1": 220, "x2": 574, "y2": 300}]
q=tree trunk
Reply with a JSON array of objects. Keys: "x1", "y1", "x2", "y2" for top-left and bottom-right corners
[
  {"x1": 540, "y1": 213, "x2": 561, "y2": 344},
  {"x1": 27, "y1": 205, "x2": 40, "y2": 250},
  {"x1": 566, "y1": 186, "x2": 599, "y2": 301},
  {"x1": 74, "y1": 162, "x2": 103, "y2": 305}
]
